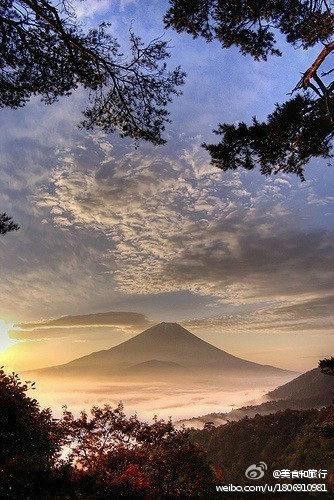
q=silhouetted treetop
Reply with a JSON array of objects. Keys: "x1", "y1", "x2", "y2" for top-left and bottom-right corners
[
  {"x1": 1, "y1": 0, "x2": 185, "y2": 144},
  {"x1": 320, "y1": 357, "x2": 334, "y2": 376},
  {"x1": 0, "y1": 213, "x2": 19, "y2": 235},
  {"x1": 165, "y1": 0, "x2": 333, "y2": 59},
  {"x1": 60, "y1": 402, "x2": 214, "y2": 496},
  {"x1": 165, "y1": 1, "x2": 334, "y2": 178},
  {"x1": 0, "y1": 368, "x2": 61, "y2": 496},
  {"x1": 204, "y1": 94, "x2": 333, "y2": 180}
]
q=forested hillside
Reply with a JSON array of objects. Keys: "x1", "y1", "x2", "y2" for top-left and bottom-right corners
[{"x1": 191, "y1": 407, "x2": 334, "y2": 489}]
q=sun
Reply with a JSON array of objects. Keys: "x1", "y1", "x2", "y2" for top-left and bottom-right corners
[{"x1": 0, "y1": 320, "x2": 12, "y2": 352}]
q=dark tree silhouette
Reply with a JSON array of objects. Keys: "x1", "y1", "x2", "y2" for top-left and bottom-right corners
[
  {"x1": 320, "y1": 357, "x2": 334, "y2": 376},
  {"x1": 0, "y1": 371, "x2": 213, "y2": 497},
  {"x1": 165, "y1": 0, "x2": 334, "y2": 179},
  {"x1": 1, "y1": 0, "x2": 185, "y2": 144},
  {"x1": 191, "y1": 406, "x2": 334, "y2": 488},
  {"x1": 0, "y1": 213, "x2": 19, "y2": 235},
  {"x1": 0, "y1": 368, "x2": 61, "y2": 497},
  {"x1": 62, "y1": 403, "x2": 213, "y2": 497}
]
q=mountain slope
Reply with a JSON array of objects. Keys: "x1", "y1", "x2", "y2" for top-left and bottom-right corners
[
  {"x1": 34, "y1": 322, "x2": 292, "y2": 379},
  {"x1": 267, "y1": 367, "x2": 334, "y2": 403},
  {"x1": 121, "y1": 360, "x2": 191, "y2": 379}
]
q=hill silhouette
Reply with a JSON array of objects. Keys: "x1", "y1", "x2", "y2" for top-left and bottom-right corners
[{"x1": 267, "y1": 367, "x2": 334, "y2": 403}]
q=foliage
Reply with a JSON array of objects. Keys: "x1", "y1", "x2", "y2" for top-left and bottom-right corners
[
  {"x1": 1, "y1": 0, "x2": 185, "y2": 145},
  {"x1": 320, "y1": 357, "x2": 334, "y2": 376},
  {"x1": 166, "y1": 0, "x2": 334, "y2": 178},
  {"x1": 0, "y1": 368, "x2": 61, "y2": 497},
  {"x1": 191, "y1": 406, "x2": 334, "y2": 488},
  {"x1": 0, "y1": 213, "x2": 19, "y2": 235},
  {"x1": 61, "y1": 402, "x2": 213, "y2": 497},
  {"x1": 0, "y1": 370, "x2": 213, "y2": 497},
  {"x1": 203, "y1": 93, "x2": 333, "y2": 180},
  {"x1": 165, "y1": 0, "x2": 334, "y2": 58}
]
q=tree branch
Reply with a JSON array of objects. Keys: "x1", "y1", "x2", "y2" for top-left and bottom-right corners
[{"x1": 297, "y1": 41, "x2": 334, "y2": 89}]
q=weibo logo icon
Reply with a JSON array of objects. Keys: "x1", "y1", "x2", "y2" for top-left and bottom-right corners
[{"x1": 245, "y1": 462, "x2": 267, "y2": 480}]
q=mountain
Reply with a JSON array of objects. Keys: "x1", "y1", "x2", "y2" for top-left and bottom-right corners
[
  {"x1": 32, "y1": 322, "x2": 293, "y2": 380},
  {"x1": 121, "y1": 360, "x2": 191, "y2": 379},
  {"x1": 267, "y1": 367, "x2": 334, "y2": 404}
]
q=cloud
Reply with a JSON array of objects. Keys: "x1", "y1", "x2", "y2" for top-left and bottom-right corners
[
  {"x1": 16, "y1": 310, "x2": 150, "y2": 329},
  {"x1": 72, "y1": 0, "x2": 138, "y2": 21},
  {"x1": 72, "y1": 0, "x2": 111, "y2": 20},
  {"x1": 272, "y1": 295, "x2": 334, "y2": 320},
  {"x1": 184, "y1": 293, "x2": 334, "y2": 336},
  {"x1": 163, "y1": 228, "x2": 334, "y2": 304},
  {"x1": 11, "y1": 311, "x2": 151, "y2": 341},
  {"x1": 0, "y1": 104, "x2": 333, "y2": 323},
  {"x1": 33, "y1": 134, "x2": 333, "y2": 314}
]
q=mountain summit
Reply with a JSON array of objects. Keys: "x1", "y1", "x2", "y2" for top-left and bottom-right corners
[{"x1": 34, "y1": 322, "x2": 293, "y2": 380}]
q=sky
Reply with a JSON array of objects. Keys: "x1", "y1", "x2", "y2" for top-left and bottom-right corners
[{"x1": 0, "y1": 0, "x2": 333, "y2": 373}]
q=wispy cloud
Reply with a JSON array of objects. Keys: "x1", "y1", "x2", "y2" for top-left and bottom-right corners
[
  {"x1": 184, "y1": 294, "x2": 334, "y2": 336},
  {"x1": 16, "y1": 311, "x2": 150, "y2": 330}
]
